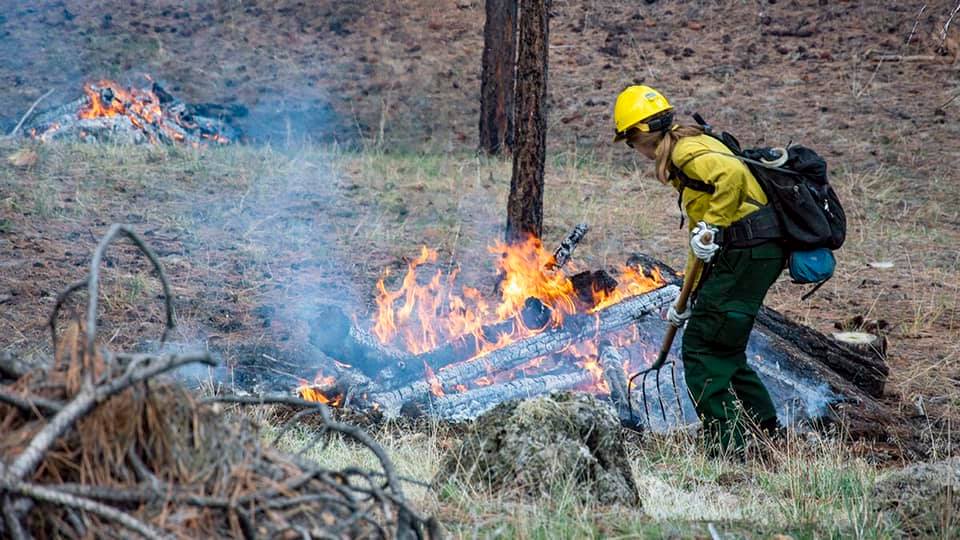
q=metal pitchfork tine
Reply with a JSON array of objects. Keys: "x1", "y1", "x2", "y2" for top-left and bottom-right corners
[{"x1": 627, "y1": 256, "x2": 706, "y2": 428}]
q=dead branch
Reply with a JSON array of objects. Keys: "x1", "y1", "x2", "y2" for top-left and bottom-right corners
[
  {"x1": 0, "y1": 388, "x2": 62, "y2": 417},
  {"x1": 83, "y1": 224, "x2": 176, "y2": 358},
  {"x1": 7, "y1": 481, "x2": 165, "y2": 540},
  {"x1": 6, "y1": 89, "x2": 53, "y2": 138}
]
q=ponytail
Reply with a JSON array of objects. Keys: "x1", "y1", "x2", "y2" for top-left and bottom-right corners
[
  {"x1": 653, "y1": 125, "x2": 705, "y2": 184},
  {"x1": 627, "y1": 119, "x2": 704, "y2": 184}
]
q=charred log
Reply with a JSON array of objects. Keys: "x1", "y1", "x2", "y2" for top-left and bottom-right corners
[
  {"x1": 626, "y1": 253, "x2": 681, "y2": 285},
  {"x1": 547, "y1": 223, "x2": 589, "y2": 270},
  {"x1": 570, "y1": 270, "x2": 618, "y2": 307},
  {"x1": 308, "y1": 304, "x2": 411, "y2": 378},
  {"x1": 420, "y1": 371, "x2": 591, "y2": 420},
  {"x1": 756, "y1": 307, "x2": 888, "y2": 398}
]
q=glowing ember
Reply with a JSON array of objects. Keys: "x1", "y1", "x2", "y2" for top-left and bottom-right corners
[
  {"x1": 297, "y1": 382, "x2": 342, "y2": 406},
  {"x1": 424, "y1": 362, "x2": 445, "y2": 397}
]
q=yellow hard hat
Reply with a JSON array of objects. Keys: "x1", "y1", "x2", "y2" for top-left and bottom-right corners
[{"x1": 612, "y1": 85, "x2": 674, "y2": 142}]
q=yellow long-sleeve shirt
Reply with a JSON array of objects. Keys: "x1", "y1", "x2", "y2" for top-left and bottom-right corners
[{"x1": 668, "y1": 134, "x2": 768, "y2": 280}]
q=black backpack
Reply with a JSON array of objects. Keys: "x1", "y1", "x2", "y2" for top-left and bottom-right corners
[{"x1": 692, "y1": 113, "x2": 847, "y2": 252}]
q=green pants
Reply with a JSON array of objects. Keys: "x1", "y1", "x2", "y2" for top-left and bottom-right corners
[{"x1": 682, "y1": 241, "x2": 786, "y2": 451}]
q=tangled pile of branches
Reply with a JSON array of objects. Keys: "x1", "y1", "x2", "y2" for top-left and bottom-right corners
[{"x1": 0, "y1": 225, "x2": 438, "y2": 539}]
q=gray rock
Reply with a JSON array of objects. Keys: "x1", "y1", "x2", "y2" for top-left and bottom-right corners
[{"x1": 437, "y1": 392, "x2": 639, "y2": 506}]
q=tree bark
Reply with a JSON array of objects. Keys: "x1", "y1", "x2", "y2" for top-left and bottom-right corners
[
  {"x1": 756, "y1": 307, "x2": 889, "y2": 398},
  {"x1": 505, "y1": 0, "x2": 548, "y2": 243},
  {"x1": 479, "y1": 0, "x2": 517, "y2": 155}
]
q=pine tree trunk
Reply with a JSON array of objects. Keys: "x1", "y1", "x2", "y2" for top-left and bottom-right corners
[
  {"x1": 479, "y1": 0, "x2": 517, "y2": 155},
  {"x1": 505, "y1": 0, "x2": 548, "y2": 244}
]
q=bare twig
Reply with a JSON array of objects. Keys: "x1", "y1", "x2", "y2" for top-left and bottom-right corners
[
  {"x1": 939, "y1": 91, "x2": 960, "y2": 110},
  {"x1": 2, "y1": 496, "x2": 28, "y2": 540},
  {"x1": 939, "y1": 1, "x2": 960, "y2": 50},
  {"x1": 0, "y1": 388, "x2": 63, "y2": 417},
  {"x1": 8, "y1": 481, "x2": 165, "y2": 540},
  {"x1": 84, "y1": 224, "x2": 176, "y2": 359},
  {"x1": 6, "y1": 89, "x2": 53, "y2": 138}
]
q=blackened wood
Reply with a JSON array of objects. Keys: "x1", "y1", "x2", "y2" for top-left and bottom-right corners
[
  {"x1": 756, "y1": 307, "x2": 888, "y2": 398},
  {"x1": 308, "y1": 304, "x2": 411, "y2": 378},
  {"x1": 505, "y1": 0, "x2": 548, "y2": 243},
  {"x1": 570, "y1": 270, "x2": 618, "y2": 306},
  {"x1": 626, "y1": 253, "x2": 680, "y2": 285},
  {"x1": 548, "y1": 224, "x2": 589, "y2": 270},
  {"x1": 479, "y1": 0, "x2": 517, "y2": 155}
]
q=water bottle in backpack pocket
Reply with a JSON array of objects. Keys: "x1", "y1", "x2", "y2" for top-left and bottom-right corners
[{"x1": 788, "y1": 248, "x2": 835, "y2": 284}]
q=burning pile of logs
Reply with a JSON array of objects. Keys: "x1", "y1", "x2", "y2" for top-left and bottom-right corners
[{"x1": 17, "y1": 79, "x2": 237, "y2": 145}]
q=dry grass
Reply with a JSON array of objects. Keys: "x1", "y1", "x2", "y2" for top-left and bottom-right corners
[{"x1": 269, "y1": 419, "x2": 904, "y2": 538}]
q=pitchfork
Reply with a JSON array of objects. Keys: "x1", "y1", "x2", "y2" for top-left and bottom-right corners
[{"x1": 627, "y1": 257, "x2": 706, "y2": 428}]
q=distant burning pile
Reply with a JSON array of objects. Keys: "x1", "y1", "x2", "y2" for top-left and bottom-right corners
[{"x1": 23, "y1": 78, "x2": 236, "y2": 145}]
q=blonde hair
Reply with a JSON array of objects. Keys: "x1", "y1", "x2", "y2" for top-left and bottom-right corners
[{"x1": 630, "y1": 119, "x2": 704, "y2": 184}]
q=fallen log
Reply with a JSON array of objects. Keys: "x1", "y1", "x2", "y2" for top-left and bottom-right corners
[
  {"x1": 756, "y1": 307, "x2": 888, "y2": 397},
  {"x1": 368, "y1": 284, "x2": 679, "y2": 415},
  {"x1": 409, "y1": 371, "x2": 591, "y2": 421},
  {"x1": 308, "y1": 304, "x2": 412, "y2": 378}
]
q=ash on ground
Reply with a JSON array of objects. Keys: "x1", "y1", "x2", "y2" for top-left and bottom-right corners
[{"x1": 437, "y1": 392, "x2": 639, "y2": 506}]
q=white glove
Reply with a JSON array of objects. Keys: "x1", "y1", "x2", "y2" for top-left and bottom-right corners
[
  {"x1": 690, "y1": 221, "x2": 720, "y2": 262},
  {"x1": 667, "y1": 303, "x2": 692, "y2": 327}
]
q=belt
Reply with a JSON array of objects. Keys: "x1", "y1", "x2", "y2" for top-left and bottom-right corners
[{"x1": 718, "y1": 206, "x2": 782, "y2": 248}]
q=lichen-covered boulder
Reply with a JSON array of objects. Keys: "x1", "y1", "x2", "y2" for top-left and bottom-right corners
[
  {"x1": 872, "y1": 457, "x2": 960, "y2": 537},
  {"x1": 437, "y1": 392, "x2": 639, "y2": 506}
]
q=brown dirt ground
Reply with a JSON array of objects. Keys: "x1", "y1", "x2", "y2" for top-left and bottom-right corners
[{"x1": 1, "y1": 0, "x2": 960, "y2": 456}]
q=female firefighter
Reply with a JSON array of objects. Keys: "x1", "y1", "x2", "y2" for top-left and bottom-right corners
[{"x1": 613, "y1": 85, "x2": 783, "y2": 451}]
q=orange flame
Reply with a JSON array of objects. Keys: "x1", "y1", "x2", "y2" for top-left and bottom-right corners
[{"x1": 424, "y1": 362, "x2": 445, "y2": 398}]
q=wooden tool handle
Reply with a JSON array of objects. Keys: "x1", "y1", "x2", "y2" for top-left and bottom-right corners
[{"x1": 651, "y1": 257, "x2": 706, "y2": 369}]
